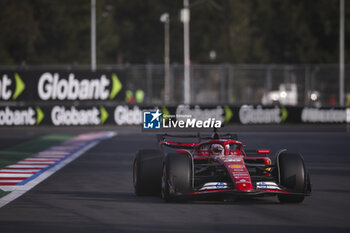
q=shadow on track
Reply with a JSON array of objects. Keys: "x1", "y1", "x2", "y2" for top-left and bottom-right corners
[{"x1": 38, "y1": 190, "x2": 283, "y2": 205}]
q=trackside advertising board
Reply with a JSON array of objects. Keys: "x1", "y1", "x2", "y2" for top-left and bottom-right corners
[
  {"x1": 0, "y1": 105, "x2": 349, "y2": 126},
  {"x1": 0, "y1": 70, "x2": 348, "y2": 126},
  {"x1": 0, "y1": 71, "x2": 124, "y2": 102}
]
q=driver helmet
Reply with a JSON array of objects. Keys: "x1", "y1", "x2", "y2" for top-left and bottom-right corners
[{"x1": 211, "y1": 144, "x2": 224, "y2": 156}]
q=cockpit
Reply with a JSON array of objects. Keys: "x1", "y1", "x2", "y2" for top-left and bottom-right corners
[{"x1": 195, "y1": 142, "x2": 243, "y2": 156}]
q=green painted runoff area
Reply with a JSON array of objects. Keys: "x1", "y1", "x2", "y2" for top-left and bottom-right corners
[
  {"x1": 0, "y1": 134, "x2": 76, "y2": 170},
  {"x1": 0, "y1": 190, "x2": 10, "y2": 198}
]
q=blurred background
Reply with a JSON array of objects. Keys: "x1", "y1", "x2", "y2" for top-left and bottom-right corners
[{"x1": 0, "y1": 0, "x2": 349, "y2": 106}]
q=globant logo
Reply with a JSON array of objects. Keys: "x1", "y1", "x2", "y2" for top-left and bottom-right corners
[
  {"x1": 239, "y1": 105, "x2": 282, "y2": 124},
  {"x1": 38, "y1": 72, "x2": 122, "y2": 100},
  {"x1": 142, "y1": 109, "x2": 222, "y2": 130},
  {"x1": 0, "y1": 107, "x2": 44, "y2": 126},
  {"x1": 0, "y1": 73, "x2": 26, "y2": 100},
  {"x1": 51, "y1": 106, "x2": 108, "y2": 126},
  {"x1": 114, "y1": 105, "x2": 142, "y2": 125}
]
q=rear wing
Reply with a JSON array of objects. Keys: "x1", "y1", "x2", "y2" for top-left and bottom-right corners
[
  {"x1": 157, "y1": 133, "x2": 238, "y2": 150},
  {"x1": 157, "y1": 134, "x2": 200, "y2": 149}
]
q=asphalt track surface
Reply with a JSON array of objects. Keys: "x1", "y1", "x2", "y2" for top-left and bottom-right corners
[{"x1": 0, "y1": 125, "x2": 349, "y2": 233}]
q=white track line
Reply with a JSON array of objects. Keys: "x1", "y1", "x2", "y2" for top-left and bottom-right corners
[
  {"x1": 22, "y1": 158, "x2": 58, "y2": 161},
  {"x1": 37, "y1": 152, "x2": 69, "y2": 155},
  {"x1": 0, "y1": 180, "x2": 23, "y2": 183},
  {"x1": 0, "y1": 169, "x2": 41, "y2": 173},
  {"x1": 34, "y1": 156, "x2": 66, "y2": 159},
  {"x1": 6, "y1": 165, "x2": 48, "y2": 169},
  {"x1": 18, "y1": 161, "x2": 54, "y2": 164},
  {"x1": 0, "y1": 174, "x2": 32, "y2": 178}
]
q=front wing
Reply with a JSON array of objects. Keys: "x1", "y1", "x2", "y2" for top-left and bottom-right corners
[
  {"x1": 188, "y1": 188, "x2": 293, "y2": 196},
  {"x1": 179, "y1": 183, "x2": 311, "y2": 198}
]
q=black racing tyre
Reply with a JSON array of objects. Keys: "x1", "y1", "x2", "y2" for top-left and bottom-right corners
[
  {"x1": 161, "y1": 153, "x2": 192, "y2": 202},
  {"x1": 133, "y1": 149, "x2": 163, "y2": 196},
  {"x1": 276, "y1": 152, "x2": 307, "y2": 203}
]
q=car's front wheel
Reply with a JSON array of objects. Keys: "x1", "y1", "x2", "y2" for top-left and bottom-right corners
[
  {"x1": 276, "y1": 152, "x2": 309, "y2": 203},
  {"x1": 133, "y1": 149, "x2": 163, "y2": 196},
  {"x1": 161, "y1": 153, "x2": 192, "y2": 202}
]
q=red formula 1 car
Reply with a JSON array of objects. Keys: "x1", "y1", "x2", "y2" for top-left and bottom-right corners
[{"x1": 133, "y1": 131, "x2": 311, "y2": 203}]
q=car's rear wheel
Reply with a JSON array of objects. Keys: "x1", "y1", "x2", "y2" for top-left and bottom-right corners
[
  {"x1": 133, "y1": 149, "x2": 163, "y2": 196},
  {"x1": 276, "y1": 152, "x2": 308, "y2": 203},
  {"x1": 161, "y1": 153, "x2": 192, "y2": 202}
]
